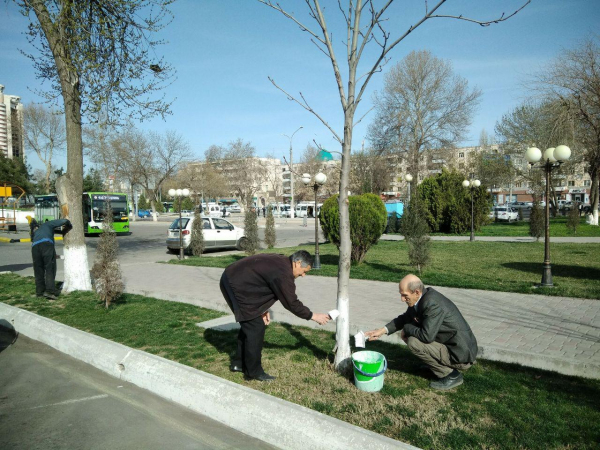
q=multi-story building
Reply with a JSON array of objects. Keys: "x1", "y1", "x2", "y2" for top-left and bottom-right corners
[
  {"x1": 0, "y1": 84, "x2": 24, "y2": 160},
  {"x1": 380, "y1": 144, "x2": 593, "y2": 205}
]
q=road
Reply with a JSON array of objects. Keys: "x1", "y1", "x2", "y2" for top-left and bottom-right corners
[
  {"x1": 0, "y1": 326, "x2": 278, "y2": 450},
  {"x1": 0, "y1": 214, "x2": 323, "y2": 278}
]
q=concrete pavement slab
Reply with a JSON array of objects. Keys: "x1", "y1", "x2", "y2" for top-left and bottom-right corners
[{"x1": 122, "y1": 262, "x2": 600, "y2": 379}]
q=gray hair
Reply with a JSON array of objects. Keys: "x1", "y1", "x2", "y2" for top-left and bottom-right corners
[
  {"x1": 289, "y1": 250, "x2": 314, "y2": 268},
  {"x1": 407, "y1": 279, "x2": 424, "y2": 294}
]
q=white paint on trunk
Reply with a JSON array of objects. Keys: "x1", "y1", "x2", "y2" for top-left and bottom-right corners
[
  {"x1": 62, "y1": 245, "x2": 92, "y2": 292},
  {"x1": 593, "y1": 210, "x2": 599, "y2": 226},
  {"x1": 334, "y1": 296, "x2": 351, "y2": 370}
]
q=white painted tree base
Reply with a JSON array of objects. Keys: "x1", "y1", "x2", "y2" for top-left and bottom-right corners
[
  {"x1": 334, "y1": 296, "x2": 351, "y2": 374},
  {"x1": 62, "y1": 245, "x2": 92, "y2": 292}
]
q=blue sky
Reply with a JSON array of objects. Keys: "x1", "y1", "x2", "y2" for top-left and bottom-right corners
[{"x1": 1, "y1": 0, "x2": 599, "y2": 172}]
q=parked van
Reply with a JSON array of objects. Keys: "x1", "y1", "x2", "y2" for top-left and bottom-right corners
[
  {"x1": 268, "y1": 204, "x2": 291, "y2": 217},
  {"x1": 203, "y1": 203, "x2": 230, "y2": 217},
  {"x1": 295, "y1": 202, "x2": 323, "y2": 218}
]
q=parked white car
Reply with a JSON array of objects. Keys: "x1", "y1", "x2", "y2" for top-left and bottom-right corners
[
  {"x1": 229, "y1": 204, "x2": 242, "y2": 213},
  {"x1": 166, "y1": 216, "x2": 246, "y2": 253},
  {"x1": 491, "y1": 206, "x2": 519, "y2": 222}
]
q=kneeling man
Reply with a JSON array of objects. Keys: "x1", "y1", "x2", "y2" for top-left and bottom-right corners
[{"x1": 365, "y1": 274, "x2": 477, "y2": 390}]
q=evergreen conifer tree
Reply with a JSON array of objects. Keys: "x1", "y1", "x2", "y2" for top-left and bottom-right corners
[
  {"x1": 401, "y1": 199, "x2": 431, "y2": 275},
  {"x1": 243, "y1": 204, "x2": 260, "y2": 255},
  {"x1": 91, "y1": 202, "x2": 124, "y2": 308},
  {"x1": 566, "y1": 204, "x2": 580, "y2": 234},
  {"x1": 529, "y1": 200, "x2": 544, "y2": 241},
  {"x1": 189, "y1": 211, "x2": 205, "y2": 256},
  {"x1": 264, "y1": 207, "x2": 276, "y2": 248}
]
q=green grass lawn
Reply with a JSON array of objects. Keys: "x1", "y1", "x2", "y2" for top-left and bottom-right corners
[
  {"x1": 430, "y1": 216, "x2": 600, "y2": 237},
  {"x1": 1, "y1": 273, "x2": 598, "y2": 450},
  {"x1": 173, "y1": 240, "x2": 600, "y2": 299}
]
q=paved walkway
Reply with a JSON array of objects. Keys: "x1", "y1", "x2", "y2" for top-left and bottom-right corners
[{"x1": 121, "y1": 261, "x2": 600, "y2": 379}]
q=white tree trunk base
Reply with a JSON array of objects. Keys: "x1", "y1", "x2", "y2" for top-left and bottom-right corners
[
  {"x1": 62, "y1": 245, "x2": 92, "y2": 292},
  {"x1": 334, "y1": 296, "x2": 352, "y2": 375},
  {"x1": 593, "y1": 210, "x2": 599, "y2": 226}
]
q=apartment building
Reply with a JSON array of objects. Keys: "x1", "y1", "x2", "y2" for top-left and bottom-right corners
[{"x1": 0, "y1": 84, "x2": 24, "y2": 160}]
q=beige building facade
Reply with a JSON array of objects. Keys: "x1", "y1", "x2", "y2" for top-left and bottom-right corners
[{"x1": 0, "y1": 84, "x2": 24, "y2": 160}]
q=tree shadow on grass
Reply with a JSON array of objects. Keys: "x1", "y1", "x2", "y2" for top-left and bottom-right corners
[
  {"x1": 502, "y1": 262, "x2": 600, "y2": 280},
  {"x1": 0, "y1": 263, "x2": 32, "y2": 272}
]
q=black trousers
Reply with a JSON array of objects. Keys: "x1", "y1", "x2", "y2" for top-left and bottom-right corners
[
  {"x1": 220, "y1": 273, "x2": 267, "y2": 377},
  {"x1": 32, "y1": 242, "x2": 57, "y2": 296}
]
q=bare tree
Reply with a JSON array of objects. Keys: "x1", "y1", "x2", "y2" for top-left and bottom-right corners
[
  {"x1": 140, "y1": 130, "x2": 192, "y2": 220},
  {"x1": 259, "y1": 0, "x2": 529, "y2": 373},
  {"x1": 495, "y1": 100, "x2": 575, "y2": 210},
  {"x1": 23, "y1": 103, "x2": 65, "y2": 193},
  {"x1": 368, "y1": 50, "x2": 482, "y2": 182},
  {"x1": 176, "y1": 161, "x2": 229, "y2": 206},
  {"x1": 533, "y1": 37, "x2": 600, "y2": 225},
  {"x1": 349, "y1": 148, "x2": 396, "y2": 195},
  {"x1": 16, "y1": 0, "x2": 175, "y2": 292},
  {"x1": 219, "y1": 139, "x2": 267, "y2": 208}
]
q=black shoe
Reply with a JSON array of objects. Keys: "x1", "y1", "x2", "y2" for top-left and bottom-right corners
[
  {"x1": 229, "y1": 364, "x2": 244, "y2": 373},
  {"x1": 43, "y1": 292, "x2": 57, "y2": 301},
  {"x1": 430, "y1": 369, "x2": 463, "y2": 390},
  {"x1": 245, "y1": 372, "x2": 276, "y2": 382}
]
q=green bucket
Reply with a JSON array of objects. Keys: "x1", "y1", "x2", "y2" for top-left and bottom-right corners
[{"x1": 352, "y1": 351, "x2": 387, "y2": 393}]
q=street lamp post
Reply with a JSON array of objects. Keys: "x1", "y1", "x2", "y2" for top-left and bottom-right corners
[
  {"x1": 405, "y1": 174, "x2": 413, "y2": 203},
  {"x1": 168, "y1": 188, "x2": 190, "y2": 260},
  {"x1": 463, "y1": 179, "x2": 481, "y2": 242},
  {"x1": 524, "y1": 145, "x2": 571, "y2": 287},
  {"x1": 302, "y1": 172, "x2": 327, "y2": 269},
  {"x1": 283, "y1": 126, "x2": 303, "y2": 218}
]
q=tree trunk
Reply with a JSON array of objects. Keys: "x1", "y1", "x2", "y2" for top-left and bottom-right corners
[
  {"x1": 32, "y1": 0, "x2": 92, "y2": 292},
  {"x1": 591, "y1": 168, "x2": 599, "y2": 225},
  {"x1": 334, "y1": 114, "x2": 354, "y2": 375},
  {"x1": 55, "y1": 90, "x2": 92, "y2": 292}
]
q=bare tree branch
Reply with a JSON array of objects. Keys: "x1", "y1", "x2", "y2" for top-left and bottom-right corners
[{"x1": 268, "y1": 76, "x2": 343, "y2": 143}]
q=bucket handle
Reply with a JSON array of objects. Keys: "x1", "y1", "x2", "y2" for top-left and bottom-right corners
[{"x1": 352, "y1": 356, "x2": 387, "y2": 378}]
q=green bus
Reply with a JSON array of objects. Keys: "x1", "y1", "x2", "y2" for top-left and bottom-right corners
[
  {"x1": 83, "y1": 192, "x2": 130, "y2": 234},
  {"x1": 34, "y1": 192, "x2": 130, "y2": 234}
]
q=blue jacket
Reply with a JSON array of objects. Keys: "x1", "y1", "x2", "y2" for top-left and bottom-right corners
[{"x1": 32, "y1": 219, "x2": 71, "y2": 247}]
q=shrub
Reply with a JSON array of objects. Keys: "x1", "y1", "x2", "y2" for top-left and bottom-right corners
[
  {"x1": 419, "y1": 169, "x2": 492, "y2": 233},
  {"x1": 401, "y1": 200, "x2": 431, "y2": 274},
  {"x1": 385, "y1": 212, "x2": 402, "y2": 234},
  {"x1": 137, "y1": 195, "x2": 149, "y2": 210},
  {"x1": 320, "y1": 193, "x2": 387, "y2": 264},
  {"x1": 566, "y1": 205, "x2": 580, "y2": 234},
  {"x1": 264, "y1": 207, "x2": 276, "y2": 248},
  {"x1": 90, "y1": 202, "x2": 124, "y2": 308},
  {"x1": 189, "y1": 211, "x2": 205, "y2": 256},
  {"x1": 243, "y1": 205, "x2": 260, "y2": 255},
  {"x1": 529, "y1": 200, "x2": 544, "y2": 241}
]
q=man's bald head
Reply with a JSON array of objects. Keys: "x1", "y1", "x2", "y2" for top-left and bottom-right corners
[{"x1": 398, "y1": 274, "x2": 424, "y2": 307}]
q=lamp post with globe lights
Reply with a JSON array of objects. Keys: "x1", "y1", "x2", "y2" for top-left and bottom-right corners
[
  {"x1": 462, "y1": 179, "x2": 481, "y2": 242},
  {"x1": 302, "y1": 172, "x2": 327, "y2": 269},
  {"x1": 524, "y1": 145, "x2": 571, "y2": 287},
  {"x1": 405, "y1": 174, "x2": 413, "y2": 203},
  {"x1": 168, "y1": 188, "x2": 190, "y2": 260}
]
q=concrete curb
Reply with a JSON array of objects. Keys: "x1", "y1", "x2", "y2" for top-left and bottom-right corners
[
  {"x1": 0, "y1": 302, "x2": 418, "y2": 450},
  {"x1": 0, "y1": 236, "x2": 62, "y2": 243}
]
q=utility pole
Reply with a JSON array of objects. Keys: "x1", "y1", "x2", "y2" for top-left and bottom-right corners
[{"x1": 283, "y1": 126, "x2": 303, "y2": 218}]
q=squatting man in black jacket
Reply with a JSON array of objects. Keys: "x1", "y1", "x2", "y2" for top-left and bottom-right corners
[
  {"x1": 365, "y1": 274, "x2": 478, "y2": 390},
  {"x1": 220, "y1": 250, "x2": 331, "y2": 382}
]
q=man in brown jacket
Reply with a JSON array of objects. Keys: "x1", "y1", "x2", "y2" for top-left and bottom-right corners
[{"x1": 220, "y1": 250, "x2": 330, "y2": 382}]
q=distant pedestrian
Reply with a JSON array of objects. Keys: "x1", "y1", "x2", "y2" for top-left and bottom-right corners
[
  {"x1": 220, "y1": 250, "x2": 330, "y2": 382},
  {"x1": 578, "y1": 202, "x2": 583, "y2": 217},
  {"x1": 365, "y1": 274, "x2": 477, "y2": 391},
  {"x1": 257, "y1": 207, "x2": 260, "y2": 218},
  {"x1": 30, "y1": 218, "x2": 72, "y2": 300},
  {"x1": 262, "y1": 206, "x2": 266, "y2": 218},
  {"x1": 222, "y1": 206, "x2": 227, "y2": 218}
]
